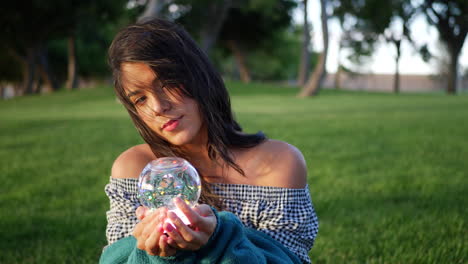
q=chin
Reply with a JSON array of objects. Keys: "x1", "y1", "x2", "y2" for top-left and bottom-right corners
[{"x1": 167, "y1": 134, "x2": 195, "y2": 146}]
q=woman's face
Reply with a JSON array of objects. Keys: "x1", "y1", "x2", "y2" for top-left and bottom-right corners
[{"x1": 121, "y1": 62, "x2": 205, "y2": 147}]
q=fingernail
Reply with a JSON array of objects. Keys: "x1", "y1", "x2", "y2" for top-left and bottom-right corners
[
  {"x1": 146, "y1": 208, "x2": 154, "y2": 216},
  {"x1": 174, "y1": 197, "x2": 183, "y2": 204},
  {"x1": 157, "y1": 224, "x2": 164, "y2": 232},
  {"x1": 168, "y1": 211, "x2": 176, "y2": 220},
  {"x1": 165, "y1": 223, "x2": 174, "y2": 232}
]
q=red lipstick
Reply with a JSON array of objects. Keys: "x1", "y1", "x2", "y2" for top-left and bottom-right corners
[{"x1": 162, "y1": 116, "x2": 182, "y2": 131}]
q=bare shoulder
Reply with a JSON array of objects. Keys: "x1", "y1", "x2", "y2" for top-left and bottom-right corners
[
  {"x1": 111, "y1": 144, "x2": 156, "y2": 179},
  {"x1": 252, "y1": 139, "x2": 308, "y2": 188}
]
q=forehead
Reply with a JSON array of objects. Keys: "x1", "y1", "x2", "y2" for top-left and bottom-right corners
[{"x1": 121, "y1": 63, "x2": 157, "y2": 93}]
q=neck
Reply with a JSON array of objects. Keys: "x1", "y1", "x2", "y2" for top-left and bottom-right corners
[
  {"x1": 179, "y1": 124, "x2": 210, "y2": 162},
  {"x1": 178, "y1": 125, "x2": 230, "y2": 177},
  {"x1": 182, "y1": 143, "x2": 209, "y2": 161},
  {"x1": 181, "y1": 143, "x2": 229, "y2": 178}
]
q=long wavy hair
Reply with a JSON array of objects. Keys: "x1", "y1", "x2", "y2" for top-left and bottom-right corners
[{"x1": 108, "y1": 18, "x2": 266, "y2": 208}]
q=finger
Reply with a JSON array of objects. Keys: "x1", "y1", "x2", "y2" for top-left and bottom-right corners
[
  {"x1": 136, "y1": 206, "x2": 147, "y2": 220},
  {"x1": 142, "y1": 211, "x2": 166, "y2": 239},
  {"x1": 135, "y1": 209, "x2": 165, "y2": 250},
  {"x1": 133, "y1": 221, "x2": 143, "y2": 237},
  {"x1": 178, "y1": 203, "x2": 215, "y2": 231},
  {"x1": 133, "y1": 216, "x2": 150, "y2": 238},
  {"x1": 135, "y1": 223, "x2": 146, "y2": 250},
  {"x1": 159, "y1": 235, "x2": 177, "y2": 257},
  {"x1": 134, "y1": 207, "x2": 166, "y2": 238},
  {"x1": 191, "y1": 205, "x2": 215, "y2": 231},
  {"x1": 192, "y1": 204, "x2": 214, "y2": 218},
  {"x1": 167, "y1": 210, "x2": 199, "y2": 247},
  {"x1": 158, "y1": 207, "x2": 169, "y2": 217},
  {"x1": 164, "y1": 220, "x2": 186, "y2": 249},
  {"x1": 139, "y1": 208, "x2": 159, "y2": 226},
  {"x1": 135, "y1": 218, "x2": 158, "y2": 250},
  {"x1": 149, "y1": 207, "x2": 168, "y2": 218},
  {"x1": 173, "y1": 197, "x2": 200, "y2": 226},
  {"x1": 145, "y1": 223, "x2": 164, "y2": 255}
]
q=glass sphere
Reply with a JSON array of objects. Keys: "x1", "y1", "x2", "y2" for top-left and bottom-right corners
[{"x1": 137, "y1": 157, "x2": 201, "y2": 212}]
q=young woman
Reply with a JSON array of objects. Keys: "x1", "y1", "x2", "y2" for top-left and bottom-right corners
[{"x1": 101, "y1": 18, "x2": 318, "y2": 264}]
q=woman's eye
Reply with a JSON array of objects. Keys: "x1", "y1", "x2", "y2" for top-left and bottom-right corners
[{"x1": 134, "y1": 96, "x2": 147, "y2": 105}]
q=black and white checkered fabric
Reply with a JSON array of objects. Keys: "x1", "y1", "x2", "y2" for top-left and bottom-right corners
[{"x1": 104, "y1": 178, "x2": 319, "y2": 263}]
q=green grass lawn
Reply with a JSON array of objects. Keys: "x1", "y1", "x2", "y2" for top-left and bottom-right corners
[{"x1": 0, "y1": 83, "x2": 467, "y2": 263}]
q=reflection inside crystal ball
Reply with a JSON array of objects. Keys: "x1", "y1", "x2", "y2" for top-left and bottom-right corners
[{"x1": 137, "y1": 157, "x2": 201, "y2": 224}]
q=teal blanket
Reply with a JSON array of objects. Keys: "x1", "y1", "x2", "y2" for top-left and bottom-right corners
[{"x1": 100, "y1": 211, "x2": 302, "y2": 264}]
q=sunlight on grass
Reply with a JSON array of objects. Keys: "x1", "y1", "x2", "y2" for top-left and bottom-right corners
[{"x1": 1, "y1": 83, "x2": 467, "y2": 263}]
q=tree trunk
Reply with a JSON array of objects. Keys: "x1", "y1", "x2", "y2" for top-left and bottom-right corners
[
  {"x1": 199, "y1": 0, "x2": 231, "y2": 55},
  {"x1": 227, "y1": 40, "x2": 251, "y2": 83},
  {"x1": 446, "y1": 47, "x2": 460, "y2": 94},
  {"x1": 33, "y1": 65, "x2": 42, "y2": 94},
  {"x1": 334, "y1": 65, "x2": 342, "y2": 89},
  {"x1": 297, "y1": 0, "x2": 310, "y2": 86},
  {"x1": 422, "y1": 1, "x2": 467, "y2": 94},
  {"x1": 66, "y1": 36, "x2": 78, "y2": 90},
  {"x1": 138, "y1": 0, "x2": 168, "y2": 22},
  {"x1": 299, "y1": 0, "x2": 328, "y2": 97},
  {"x1": 393, "y1": 39, "x2": 401, "y2": 94},
  {"x1": 24, "y1": 48, "x2": 37, "y2": 95},
  {"x1": 38, "y1": 47, "x2": 58, "y2": 93},
  {"x1": 334, "y1": 36, "x2": 343, "y2": 89}
]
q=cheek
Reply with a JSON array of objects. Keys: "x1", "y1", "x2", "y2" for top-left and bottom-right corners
[
  {"x1": 191, "y1": 107, "x2": 203, "y2": 127},
  {"x1": 140, "y1": 117, "x2": 162, "y2": 135}
]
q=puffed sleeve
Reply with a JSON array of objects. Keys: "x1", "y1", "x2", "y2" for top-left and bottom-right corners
[
  {"x1": 213, "y1": 184, "x2": 319, "y2": 263},
  {"x1": 257, "y1": 186, "x2": 319, "y2": 263},
  {"x1": 104, "y1": 177, "x2": 140, "y2": 244}
]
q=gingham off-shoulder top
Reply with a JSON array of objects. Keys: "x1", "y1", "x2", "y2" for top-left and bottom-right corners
[{"x1": 104, "y1": 178, "x2": 319, "y2": 263}]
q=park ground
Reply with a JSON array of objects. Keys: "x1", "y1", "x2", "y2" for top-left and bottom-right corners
[{"x1": 0, "y1": 82, "x2": 466, "y2": 263}]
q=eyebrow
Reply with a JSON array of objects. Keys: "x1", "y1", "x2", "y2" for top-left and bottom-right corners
[{"x1": 126, "y1": 90, "x2": 141, "y2": 98}]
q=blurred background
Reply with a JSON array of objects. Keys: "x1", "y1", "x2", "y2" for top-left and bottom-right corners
[
  {"x1": 1, "y1": 0, "x2": 467, "y2": 97},
  {"x1": 0, "y1": 1, "x2": 467, "y2": 263}
]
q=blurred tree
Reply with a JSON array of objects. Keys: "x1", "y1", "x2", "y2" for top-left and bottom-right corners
[
  {"x1": 217, "y1": 0, "x2": 296, "y2": 83},
  {"x1": 421, "y1": 0, "x2": 467, "y2": 94},
  {"x1": 333, "y1": 16, "x2": 349, "y2": 90},
  {"x1": 245, "y1": 26, "x2": 310, "y2": 81},
  {"x1": 175, "y1": 0, "x2": 233, "y2": 54},
  {"x1": 428, "y1": 41, "x2": 452, "y2": 86},
  {"x1": 138, "y1": 0, "x2": 171, "y2": 21},
  {"x1": 0, "y1": 1, "x2": 71, "y2": 94},
  {"x1": 299, "y1": 0, "x2": 329, "y2": 97},
  {"x1": 0, "y1": 0, "x2": 127, "y2": 94},
  {"x1": 171, "y1": 0, "x2": 296, "y2": 82},
  {"x1": 64, "y1": 0, "x2": 127, "y2": 89},
  {"x1": 384, "y1": 2, "x2": 415, "y2": 94},
  {"x1": 0, "y1": 49, "x2": 23, "y2": 97},
  {"x1": 332, "y1": 0, "x2": 415, "y2": 94},
  {"x1": 297, "y1": 0, "x2": 312, "y2": 86},
  {"x1": 212, "y1": 24, "x2": 310, "y2": 81},
  {"x1": 334, "y1": 28, "x2": 345, "y2": 89}
]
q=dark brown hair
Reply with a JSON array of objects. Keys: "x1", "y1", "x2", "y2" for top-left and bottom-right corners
[{"x1": 108, "y1": 18, "x2": 266, "y2": 208}]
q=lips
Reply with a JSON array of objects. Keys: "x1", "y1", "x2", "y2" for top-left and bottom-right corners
[{"x1": 161, "y1": 116, "x2": 182, "y2": 131}]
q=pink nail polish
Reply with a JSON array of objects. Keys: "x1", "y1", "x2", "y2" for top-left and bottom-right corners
[
  {"x1": 165, "y1": 223, "x2": 174, "y2": 232},
  {"x1": 168, "y1": 211, "x2": 176, "y2": 220}
]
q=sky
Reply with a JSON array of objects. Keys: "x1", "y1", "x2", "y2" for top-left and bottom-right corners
[{"x1": 293, "y1": 0, "x2": 468, "y2": 75}]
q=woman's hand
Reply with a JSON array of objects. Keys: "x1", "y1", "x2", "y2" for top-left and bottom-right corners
[
  {"x1": 163, "y1": 197, "x2": 217, "y2": 251},
  {"x1": 133, "y1": 206, "x2": 176, "y2": 257}
]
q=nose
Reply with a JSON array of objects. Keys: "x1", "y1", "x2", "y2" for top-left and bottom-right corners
[{"x1": 148, "y1": 94, "x2": 171, "y2": 116}]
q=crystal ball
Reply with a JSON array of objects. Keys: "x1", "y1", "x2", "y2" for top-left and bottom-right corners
[{"x1": 137, "y1": 157, "x2": 201, "y2": 213}]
